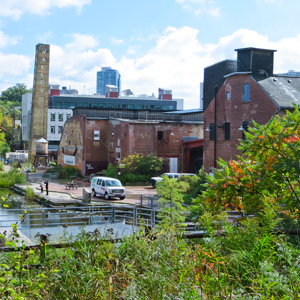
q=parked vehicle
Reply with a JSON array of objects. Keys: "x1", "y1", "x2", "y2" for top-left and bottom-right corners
[
  {"x1": 91, "y1": 176, "x2": 126, "y2": 200},
  {"x1": 150, "y1": 173, "x2": 196, "y2": 188}
]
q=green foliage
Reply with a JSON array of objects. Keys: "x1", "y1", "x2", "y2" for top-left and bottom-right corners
[
  {"x1": 46, "y1": 165, "x2": 82, "y2": 179},
  {"x1": 119, "y1": 173, "x2": 149, "y2": 183},
  {"x1": 180, "y1": 168, "x2": 210, "y2": 205},
  {"x1": 156, "y1": 176, "x2": 189, "y2": 229},
  {"x1": 25, "y1": 187, "x2": 35, "y2": 201},
  {"x1": 0, "y1": 83, "x2": 32, "y2": 105},
  {"x1": 0, "y1": 169, "x2": 26, "y2": 188},
  {"x1": 0, "y1": 161, "x2": 3, "y2": 172},
  {"x1": 102, "y1": 163, "x2": 118, "y2": 178},
  {"x1": 1, "y1": 219, "x2": 300, "y2": 299},
  {"x1": 120, "y1": 153, "x2": 164, "y2": 178},
  {"x1": 193, "y1": 106, "x2": 300, "y2": 219}
]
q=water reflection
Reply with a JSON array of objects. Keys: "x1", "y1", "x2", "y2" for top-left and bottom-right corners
[{"x1": 0, "y1": 188, "x2": 44, "y2": 228}]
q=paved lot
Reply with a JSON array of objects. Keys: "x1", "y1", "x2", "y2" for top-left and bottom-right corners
[{"x1": 17, "y1": 180, "x2": 158, "y2": 206}]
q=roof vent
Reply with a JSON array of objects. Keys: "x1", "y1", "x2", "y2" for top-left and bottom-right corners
[{"x1": 273, "y1": 78, "x2": 277, "y2": 82}]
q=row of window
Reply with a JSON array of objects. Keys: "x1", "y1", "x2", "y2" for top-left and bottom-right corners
[
  {"x1": 50, "y1": 125, "x2": 64, "y2": 134},
  {"x1": 225, "y1": 83, "x2": 250, "y2": 102},
  {"x1": 50, "y1": 113, "x2": 71, "y2": 122},
  {"x1": 53, "y1": 102, "x2": 175, "y2": 110},
  {"x1": 209, "y1": 122, "x2": 249, "y2": 141}
]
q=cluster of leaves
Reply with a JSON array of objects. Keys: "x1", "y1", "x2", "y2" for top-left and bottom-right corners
[
  {"x1": 0, "y1": 84, "x2": 31, "y2": 153},
  {"x1": 193, "y1": 106, "x2": 300, "y2": 219},
  {"x1": 0, "y1": 168, "x2": 26, "y2": 188},
  {"x1": 1, "y1": 212, "x2": 300, "y2": 299},
  {"x1": 103, "y1": 154, "x2": 164, "y2": 183},
  {"x1": 45, "y1": 165, "x2": 82, "y2": 179},
  {"x1": 120, "y1": 153, "x2": 164, "y2": 176}
]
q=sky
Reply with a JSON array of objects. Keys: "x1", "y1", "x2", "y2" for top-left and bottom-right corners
[{"x1": 1, "y1": 0, "x2": 300, "y2": 109}]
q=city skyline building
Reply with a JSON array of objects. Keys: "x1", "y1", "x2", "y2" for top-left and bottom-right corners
[{"x1": 96, "y1": 67, "x2": 121, "y2": 95}]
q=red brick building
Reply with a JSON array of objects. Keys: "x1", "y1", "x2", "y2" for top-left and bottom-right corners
[
  {"x1": 203, "y1": 47, "x2": 300, "y2": 173},
  {"x1": 57, "y1": 108, "x2": 203, "y2": 175}
]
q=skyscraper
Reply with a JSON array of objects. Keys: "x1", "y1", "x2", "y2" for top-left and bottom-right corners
[{"x1": 96, "y1": 67, "x2": 121, "y2": 95}]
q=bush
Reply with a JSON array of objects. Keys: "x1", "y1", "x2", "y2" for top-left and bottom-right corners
[
  {"x1": 0, "y1": 161, "x2": 3, "y2": 172},
  {"x1": 119, "y1": 173, "x2": 149, "y2": 183},
  {"x1": 103, "y1": 163, "x2": 118, "y2": 178},
  {"x1": 46, "y1": 165, "x2": 82, "y2": 179}
]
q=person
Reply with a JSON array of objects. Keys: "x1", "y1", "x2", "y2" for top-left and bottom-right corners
[
  {"x1": 45, "y1": 179, "x2": 49, "y2": 196},
  {"x1": 40, "y1": 180, "x2": 44, "y2": 193}
]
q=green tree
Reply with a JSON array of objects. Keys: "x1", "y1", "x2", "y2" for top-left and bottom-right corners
[
  {"x1": 0, "y1": 83, "x2": 32, "y2": 105},
  {"x1": 192, "y1": 106, "x2": 300, "y2": 219},
  {"x1": 156, "y1": 176, "x2": 189, "y2": 229}
]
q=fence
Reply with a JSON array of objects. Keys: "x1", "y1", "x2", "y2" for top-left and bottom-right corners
[
  {"x1": 138, "y1": 195, "x2": 160, "y2": 208},
  {"x1": 26, "y1": 172, "x2": 59, "y2": 182},
  {"x1": 0, "y1": 205, "x2": 201, "y2": 233}
]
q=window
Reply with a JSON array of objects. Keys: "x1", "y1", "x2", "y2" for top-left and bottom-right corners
[
  {"x1": 58, "y1": 126, "x2": 63, "y2": 134},
  {"x1": 224, "y1": 122, "x2": 230, "y2": 140},
  {"x1": 158, "y1": 131, "x2": 164, "y2": 141},
  {"x1": 243, "y1": 83, "x2": 250, "y2": 102},
  {"x1": 50, "y1": 126, "x2": 55, "y2": 134},
  {"x1": 94, "y1": 130, "x2": 100, "y2": 141},
  {"x1": 50, "y1": 114, "x2": 55, "y2": 121},
  {"x1": 242, "y1": 121, "x2": 249, "y2": 140},
  {"x1": 209, "y1": 123, "x2": 216, "y2": 141},
  {"x1": 226, "y1": 92, "x2": 231, "y2": 99},
  {"x1": 58, "y1": 114, "x2": 63, "y2": 122},
  {"x1": 66, "y1": 114, "x2": 71, "y2": 120}
]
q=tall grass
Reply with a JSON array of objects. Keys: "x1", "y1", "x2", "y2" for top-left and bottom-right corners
[
  {"x1": 1, "y1": 222, "x2": 300, "y2": 299},
  {"x1": 0, "y1": 169, "x2": 26, "y2": 188},
  {"x1": 25, "y1": 186, "x2": 35, "y2": 201}
]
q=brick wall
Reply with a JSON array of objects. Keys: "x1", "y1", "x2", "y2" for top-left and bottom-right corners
[{"x1": 203, "y1": 74, "x2": 278, "y2": 172}]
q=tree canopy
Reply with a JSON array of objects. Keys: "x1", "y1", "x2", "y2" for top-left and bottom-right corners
[
  {"x1": 0, "y1": 83, "x2": 32, "y2": 105},
  {"x1": 192, "y1": 106, "x2": 300, "y2": 219}
]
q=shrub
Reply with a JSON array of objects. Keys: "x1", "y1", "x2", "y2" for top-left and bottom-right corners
[
  {"x1": 120, "y1": 173, "x2": 149, "y2": 183},
  {"x1": 120, "y1": 154, "x2": 164, "y2": 177},
  {"x1": 46, "y1": 165, "x2": 82, "y2": 179},
  {"x1": 103, "y1": 163, "x2": 118, "y2": 178}
]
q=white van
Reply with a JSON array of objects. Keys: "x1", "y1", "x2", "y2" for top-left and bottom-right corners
[
  {"x1": 91, "y1": 176, "x2": 126, "y2": 200},
  {"x1": 150, "y1": 173, "x2": 196, "y2": 188}
]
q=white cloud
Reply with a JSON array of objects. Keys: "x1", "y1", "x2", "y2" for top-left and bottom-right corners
[
  {"x1": 2, "y1": 28, "x2": 300, "y2": 108},
  {"x1": 0, "y1": 30, "x2": 20, "y2": 48},
  {"x1": 0, "y1": 0, "x2": 91, "y2": 20},
  {"x1": 176, "y1": 0, "x2": 221, "y2": 16},
  {"x1": 0, "y1": 52, "x2": 32, "y2": 92},
  {"x1": 111, "y1": 38, "x2": 124, "y2": 46}
]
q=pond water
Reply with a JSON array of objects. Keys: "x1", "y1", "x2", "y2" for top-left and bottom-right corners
[{"x1": 0, "y1": 188, "x2": 44, "y2": 228}]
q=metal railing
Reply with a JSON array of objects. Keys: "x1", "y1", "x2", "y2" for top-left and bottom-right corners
[
  {"x1": 138, "y1": 195, "x2": 160, "y2": 208},
  {"x1": 0, "y1": 205, "x2": 201, "y2": 233}
]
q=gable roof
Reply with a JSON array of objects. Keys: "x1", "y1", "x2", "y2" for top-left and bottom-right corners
[{"x1": 255, "y1": 76, "x2": 300, "y2": 109}]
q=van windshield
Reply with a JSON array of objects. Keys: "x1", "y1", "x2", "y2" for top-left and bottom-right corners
[{"x1": 106, "y1": 180, "x2": 122, "y2": 187}]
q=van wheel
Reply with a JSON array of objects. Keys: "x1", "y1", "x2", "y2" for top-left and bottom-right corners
[
  {"x1": 119, "y1": 196, "x2": 125, "y2": 200},
  {"x1": 92, "y1": 190, "x2": 96, "y2": 197},
  {"x1": 104, "y1": 193, "x2": 110, "y2": 200}
]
